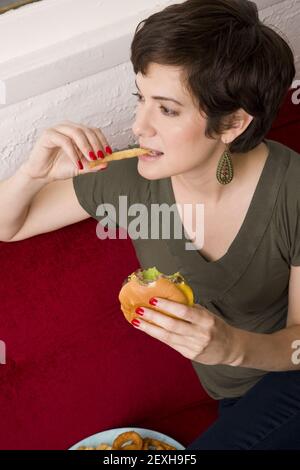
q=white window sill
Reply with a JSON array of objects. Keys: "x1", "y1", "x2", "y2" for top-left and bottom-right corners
[
  {"x1": 0, "y1": 0, "x2": 284, "y2": 106},
  {"x1": 0, "y1": 0, "x2": 180, "y2": 106}
]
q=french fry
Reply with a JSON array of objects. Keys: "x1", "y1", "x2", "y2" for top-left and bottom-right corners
[
  {"x1": 88, "y1": 148, "x2": 148, "y2": 169},
  {"x1": 96, "y1": 443, "x2": 112, "y2": 450}
]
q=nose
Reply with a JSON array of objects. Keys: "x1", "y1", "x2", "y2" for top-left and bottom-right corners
[{"x1": 132, "y1": 107, "x2": 156, "y2": 139}]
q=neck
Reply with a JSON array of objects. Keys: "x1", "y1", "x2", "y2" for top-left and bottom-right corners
[{"x1": 172, "y1": 143, "x2": 264, "y2": 204}]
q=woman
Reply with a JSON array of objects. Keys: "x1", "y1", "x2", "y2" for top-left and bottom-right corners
[{"x1": 0, "y1": 0, "x2": 299, "y2": 449}]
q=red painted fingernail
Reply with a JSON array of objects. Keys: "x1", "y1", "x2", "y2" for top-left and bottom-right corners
[
  {"x1": 149, "y1": 298, "x2": 158, "y2": 306},
  {"x1": 131, "y1": 319, "x2": 140, "y2": 327},
  {"x1": 77, "y1": 159, "x2": 84, "y2": 170},
  {"x1": 97, "y1": 150, "x2": 105, "y2": 159},
  {"x1": 105, "y1": 146, "x2": 113, "y2": 155},
  {"x1": 89, "y1": 151, "x2": 97, "y2": 160},
  {"x1": 135, "y1": 307, "x2": 144, "y2": 316}
]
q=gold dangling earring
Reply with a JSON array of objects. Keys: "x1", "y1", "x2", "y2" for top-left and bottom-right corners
[{"x1": 216, "y1": 143, "x2": 234, "y2": 185}]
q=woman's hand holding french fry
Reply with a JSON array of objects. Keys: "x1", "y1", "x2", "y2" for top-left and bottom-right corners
[{"x1": 20, "y1": 121, "x2": 111, "y2": 183}]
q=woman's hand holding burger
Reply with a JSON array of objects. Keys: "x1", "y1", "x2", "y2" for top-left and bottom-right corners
[
  {"x1": 119, "y1": 267, "x2": 243, "y2": 367},
  {"x1": 133, "y1": 297, "x2": 243, "y2": 366}
]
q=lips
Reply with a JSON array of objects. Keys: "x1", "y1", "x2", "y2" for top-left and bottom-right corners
[
  {"x1": 140, "y1": 147, "x2": 164, "y2": 157},
  {"x1": 147, "y1": 150, "x2": 164, "y2": 156},
  {"x1": 141, "y1": 147, "x2": 163, "y2": 157}
]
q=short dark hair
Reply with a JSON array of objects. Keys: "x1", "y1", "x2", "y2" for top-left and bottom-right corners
[{"x1": 130, "y1": 0, "x2": 296, "y2": 153}]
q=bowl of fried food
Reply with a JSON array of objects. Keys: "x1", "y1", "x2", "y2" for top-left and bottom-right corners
[{"x1": 69, "y1": 427, "x2": 185, "y2": 450}]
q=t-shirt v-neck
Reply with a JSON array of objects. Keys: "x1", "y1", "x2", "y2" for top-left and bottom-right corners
[{"x1": 166, "y1": 142, "x2": 271, "y2": 265}]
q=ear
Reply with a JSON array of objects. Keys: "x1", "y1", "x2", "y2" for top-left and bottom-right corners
[{"x1": 221, "y1": 109, "x2": 254, "y2": 144}]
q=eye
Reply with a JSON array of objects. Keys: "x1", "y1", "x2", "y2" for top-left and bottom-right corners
[
  {"x1": 131, "y1": 93, "x2": 178, "y2": 117},
  {"x1": 160, "y1": 105, "x2": 178, "y2": 117},
  {"x1": 132, "y1": 92, "x2": 142, "y2": 101}
]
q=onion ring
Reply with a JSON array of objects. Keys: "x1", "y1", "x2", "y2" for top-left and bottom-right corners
[
  {"x1": 143, "y1": 438, "x2": 176, "y2": 450},
  {"x1": 112, "y1": 431, "x2": 143, "y2": 450},
  {"x1": 76, "y1": 431, "x2": 177, "y2": 450}
]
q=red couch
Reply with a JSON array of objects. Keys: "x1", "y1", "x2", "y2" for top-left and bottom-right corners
[{"x1": 0, "y1": 88, "x2": 299, "y2": 450}]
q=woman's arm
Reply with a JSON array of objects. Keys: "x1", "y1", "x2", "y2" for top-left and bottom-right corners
[
  {"x1": 231, "y1": 325, "x2": 300, "y2": 371},
  {"x1": 0, "y1": 122, "x2": 108, "y2": 242},
  {"x1": 234, "y1": 265, "x2": 300, "y2": 371},
  {"x1": 129, "y1": 267, "x2": 300, "y2": 371},
  {"x1": 5, "y1": 177, "x2": 90, "y2": 242},
  {"x1": 0, "y1": 168, "x2": 49, "y2": 241}
]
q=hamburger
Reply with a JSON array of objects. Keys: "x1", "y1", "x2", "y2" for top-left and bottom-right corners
[{"x1": 119, "y1": 267, "x2": 194, "y2": 324}]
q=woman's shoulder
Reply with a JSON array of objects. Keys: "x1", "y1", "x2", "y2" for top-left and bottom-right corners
[
  {"x1": 73, "y1": 153, "x2": 154, "y2": 220},
  {"x1": 268, "y1": 139, "x2": 300, "y2": 264},
  {"x1": 270, "y1": 138, "x2": 300, "y2": 165},
  {"x1": 266, "y1": 138, "x2": 300, "y2": 191},
  {"x1": 75, "y1": 154, "x2": 150, "y2": 193}
]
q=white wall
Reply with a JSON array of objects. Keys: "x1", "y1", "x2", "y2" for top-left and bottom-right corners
[
  {"x1": 260, "y1": 0, "x2": 300, "y2": 74},
  {"x1": 0, "y1": 0, "x2": 299, "y2": 179}
]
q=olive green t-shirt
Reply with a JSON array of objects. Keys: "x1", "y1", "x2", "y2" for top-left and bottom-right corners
[{"x1": 73, "y1": 139, "x2": 300, "y2": 400}]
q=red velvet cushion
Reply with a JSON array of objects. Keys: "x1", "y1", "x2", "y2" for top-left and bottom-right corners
[
  {"x1": 0, "y1": 88, "x2": 298, "y2": 450},
  {"x1": 0, "y1": 223, "x2": 217, "y2": 449}
]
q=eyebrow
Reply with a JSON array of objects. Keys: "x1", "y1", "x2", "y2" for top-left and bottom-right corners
[{"x1": 135, "y1": 79, "x2": 184, "y2": 106}]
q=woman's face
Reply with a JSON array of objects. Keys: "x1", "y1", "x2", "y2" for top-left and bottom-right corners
[{"x1": 132, "y1": 62, "x2": 224, "y2": 181}]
